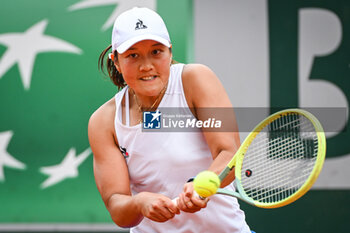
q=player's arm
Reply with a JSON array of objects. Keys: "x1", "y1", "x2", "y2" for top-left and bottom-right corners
[
  {"x1": 88, "y1": 99, "x2": 178, "y2": 227},
  {"x1": 88, "y1": 99, "x2": 142, "y2": 227},
  {"x1": 183, "y1": 64, "x2": 240, "y2": 186},
  {"x1": 177, "y1": 64, "x2": 240, "y2": 212}
]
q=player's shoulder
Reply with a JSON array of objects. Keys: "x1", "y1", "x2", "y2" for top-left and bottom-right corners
[
  {"x1": 183, "y1": 63, "x2": 214, "y2": 78},
  {"x1": 182, "y1": 63, "x2": 219, "y2": 91},
  {"x1": 89, "y1": 97, "x2": 116, "y2": 130},
  {"x1": 182, "y1": 63, "x2": 218, "y2": 86},
  {"x1": 182, "y1": 64, "x2": 221, "y2": 108}
]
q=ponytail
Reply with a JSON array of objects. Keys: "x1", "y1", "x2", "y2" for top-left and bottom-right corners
[{"x1": 98, "y1": 45, "x2": 126, "y2": 89}]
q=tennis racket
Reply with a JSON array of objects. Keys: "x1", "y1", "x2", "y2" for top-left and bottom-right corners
[{"x1": 195, "y1": 108, "x2": 326, "y2": 208}]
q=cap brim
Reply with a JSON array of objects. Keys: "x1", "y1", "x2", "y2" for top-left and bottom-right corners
[{"x1": 116, "y1": 34, "x2": 171, "y2": 54}]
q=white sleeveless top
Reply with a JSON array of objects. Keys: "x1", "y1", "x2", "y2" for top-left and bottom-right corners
[{"x1": 114, "y1": 64, "x2": 250, "y2": 233}]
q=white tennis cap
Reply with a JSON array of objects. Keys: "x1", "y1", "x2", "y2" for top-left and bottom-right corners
[{"x1": 111, "y1": 7, "x2": 171, "y2": 54}]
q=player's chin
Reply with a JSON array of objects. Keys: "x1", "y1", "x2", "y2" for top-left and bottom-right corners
[
  {"x1": 140, "y1": 80, "x2": 167, "y2": 94},
  {"x1": 141, "y1": 87, "x2": 163, "y2": 96}
]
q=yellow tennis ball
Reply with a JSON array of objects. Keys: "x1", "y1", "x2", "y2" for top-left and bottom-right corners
[{"x1": 193, "y1": 171, "x2": 221, "y2": 198}]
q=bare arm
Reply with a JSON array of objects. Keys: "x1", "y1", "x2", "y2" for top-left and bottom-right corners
[
  {"x1": 177, "y1": 64, "x2": 240, "y2": 211},
  {"x1": 183, "y1": 64, "x2": 240, "y2": 185},
  {"x1": 88, "y1": 99, "x2": 179, "y2": 227}
]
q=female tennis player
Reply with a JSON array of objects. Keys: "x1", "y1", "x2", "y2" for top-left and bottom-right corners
[{"x1": 88, "y1": 7, "x2": 251, "y2": 233}]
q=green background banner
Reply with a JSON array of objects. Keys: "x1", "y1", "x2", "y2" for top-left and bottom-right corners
[{"x1": 0, "y1": 0, "x2": 192, "y2": 225}]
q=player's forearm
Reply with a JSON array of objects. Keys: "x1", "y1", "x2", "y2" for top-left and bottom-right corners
[
  {"x1": 208, "y1": 150, "x2": 236, "y2": 187},
  {"x1": 107, "y1": 193, "x2": 144, "y2": 228}
]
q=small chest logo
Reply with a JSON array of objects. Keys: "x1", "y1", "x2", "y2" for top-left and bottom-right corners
[
  {"x1": 119, "y1": 146, "x2": 129, "y2": 159},
  {"x1": 135, "y1": 19, "x2": 147, "y2": 30}
]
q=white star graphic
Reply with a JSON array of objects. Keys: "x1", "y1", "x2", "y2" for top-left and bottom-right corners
[
  {"x1": 39, "y1": 147, "x2": 91, "y2": 189},
  {"x1": 0, "y1": 19, "x2": 82, "y2": 90},
  {"x1": 68, "y1": 0, "x2": 156, "y2": 31},
  {"x1": 151, "y1": 109, "x2": 161, "y2": 122},
  {"x1": 0, "y1": 131, "x2": 26, "y2": 182}
]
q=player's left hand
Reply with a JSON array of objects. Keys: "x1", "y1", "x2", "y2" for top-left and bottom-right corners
[{"x1": 176, "y1": 182, "x2": 209, "y2": 213}]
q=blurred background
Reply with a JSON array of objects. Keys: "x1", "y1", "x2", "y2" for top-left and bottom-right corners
[{"x1": 0, "y1": 0, "x2": 349, "y2": 232}]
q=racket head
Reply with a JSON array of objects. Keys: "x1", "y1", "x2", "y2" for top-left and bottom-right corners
[{"x1": 233, "y1": 109, "x2": 326, "y2": 208}]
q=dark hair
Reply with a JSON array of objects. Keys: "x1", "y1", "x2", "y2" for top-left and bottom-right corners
[
  {"x1": 98, "y1": 45, "x2": 176, "y2": 89},
  {"x1": 98, "y1": 45, "x2": 125, "y2": 89}
]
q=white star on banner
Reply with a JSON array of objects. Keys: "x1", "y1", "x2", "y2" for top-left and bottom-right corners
[
  {"x1": 0, "y1": 19, "x2": 82, "y2": 90},
  {"x1": 39, "y1": 147, "x2": 91, "y2": 189},
  {"x1": 0, "y1": 131, "x2": 26, "y2": 182},
  {"x1": 68, "y1": 0, "x2": 156, "y2": 31}
]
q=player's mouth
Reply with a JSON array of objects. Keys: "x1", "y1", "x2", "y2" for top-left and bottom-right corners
[{"x1": 140, "y1": 75, "x2": 158, "y2": 81}]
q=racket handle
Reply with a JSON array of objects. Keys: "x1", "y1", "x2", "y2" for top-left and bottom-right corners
[{"x1": 172, "y1": 197, "x2": 179, "y2": 206}]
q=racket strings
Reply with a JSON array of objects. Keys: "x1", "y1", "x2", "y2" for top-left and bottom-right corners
[
  {"x1": 247, "y1": 126, "x2": 317, "y2": 202},
  {"x1": 240, "y1": 113, "x2": 318, "y2": 204},
  {"x1": 249, "y1": 131, "x2": 317, "y2": 202},
  {"x1": 244, "y1": 138, "x2": 308, "y2": 201}
]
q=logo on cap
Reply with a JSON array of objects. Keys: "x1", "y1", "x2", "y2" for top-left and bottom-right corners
[{"x1": 135, "y1": 19, "x2": 147, "y2": 30}]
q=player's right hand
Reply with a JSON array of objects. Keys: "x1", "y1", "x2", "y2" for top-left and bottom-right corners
[{"x1": 176, "y1": 182, "x2": 209, "y2": 213}]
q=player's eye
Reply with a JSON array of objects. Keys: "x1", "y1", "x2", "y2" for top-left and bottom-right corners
[
  {"x1": 127, "y1": 53, "x2": 138, "y2": 58},
  {"x1": 151, "y1": 49, "x2": 161, "y2": 55}
]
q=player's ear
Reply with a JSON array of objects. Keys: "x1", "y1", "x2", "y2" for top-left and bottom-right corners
[
  {"x1": 169, "y1": 45, "x2": 173, "y2": 65},
  {"x1": 114, "y1": 63, "x2": 121, "y2": 73},
  {"x1": 109, "y1": 53, "x2": 121, "y2": 72},
  {"x1": 114, "y1": 60, "x2": 121, "y2": 73}
]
